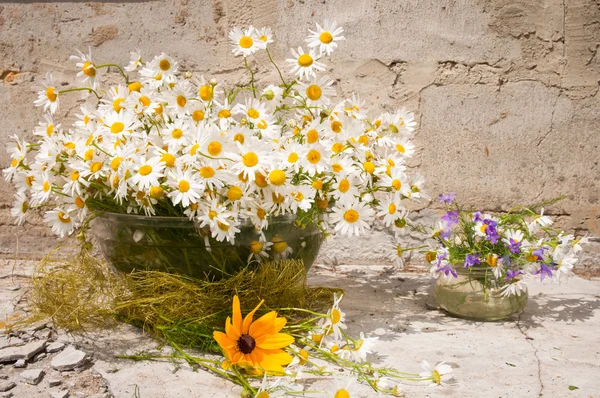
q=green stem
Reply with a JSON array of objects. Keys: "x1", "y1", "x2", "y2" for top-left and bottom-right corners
[
  {"x1": 58, "y1": 87, "x2": 101, "y2": 100},
  {"x1": 95, "y1": 63, "x2": 130, "y2": 84},
  {"x1": 243, "y1": 57, "x2": 256, "y2": 98},
  {"x1": 266, "y1": 47, "x2": 288, "y2": 88}
]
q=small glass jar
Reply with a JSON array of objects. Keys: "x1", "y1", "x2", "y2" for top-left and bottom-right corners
[
  {"x1": 434, "y1": 266, "x2": 528, "y2": 321},
  {"x1": 93, "y1": 212, "x2": 323, "y2": 280}
]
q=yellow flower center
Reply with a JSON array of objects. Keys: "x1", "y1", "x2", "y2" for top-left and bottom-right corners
[
  {"x1": 306, "y1": 84, "x2": 322, "y2": 100},
  {"x1": 176, "y1": 95, "x2": 187, "y2": 108},
  {"x1": 217, "y1": 221, "x2": 230, "y2": 231},
  {"x1": 128, "y1": 81, "x2": 143, "y2": 92},
  {"x1": 218, "y1": 109, "x2": 231, "y2": 118},
  {"x1": 26, "y1": 176, "x2": 35, "y2": 187},
  {"x1": 271, "y1": 237, "x2": 288, "y2": 253},
  {"x1": 358, "y1": 135, "x2": 369, "y2": 146},
  {"x1": 171, "y1": 128, "x2": 183, "y2": 139},
  {"x1": 200, "y1": 166, "x2": 215, "y2": 178},
  {"x1": 46, "y1": 124, "x2": 54, "y2": 137},
  {"x1": 396, "y1": 144, "x2": 406, "y2": 153},
  {"x1": 82, "y1": 61, "x2": 96, "y2": 77},
  {"x1": 306, "y1": 129, "x2": 319, "y2": 144},
  {"x1": 84, "y1": 148, "x2": 95, "y2": 161},
  {"x1": 45, "y1": 87, "x2": 57, "y2": 102},
  {"x1": 111, "y1": 122, "x2": 125, "y2": 134},
  {"x1": 75, "y1": 196, "x2": 85, "y2": 209},
  {"x1": 208, "y1": 210, "x2": 218, "y2": 219},
  {"x1": 334, "y1": 389, "x2": 350, "y2": 398},
  {"x1": 390, "y1": 123, "x2": 399, "y2": 134},
  {"x1": 189, "y1": 144, "x2": 200, "y2": 156},
  {"x1": 192, "y1": 109, "x2": 205, "y2": 122},
  {"x1": 111, "y1": 157, "x2": 122, "y2": 171},
  {"x1": 293, "y1": 191, "x2": 304, "y2": 201},
  {"x1": 257, "y1": 208, "x2": 266, "y2": 220},
  {"x1": 287, "y1": 152, "x2": 299, "y2": 163},
  {"x1": 150, "y1": 186, "x2": 164, "y2": 199},
  {"x1": 239, "y1": 36, "x2": 253, "y2": 49},
  {"x1": 58, "y1": 211, "x2": 71, "y2": 224},
  {"x1": 319, "y1": 31, "x2": 334, "y2": 44},
  {"x1": 234, "y1": 133, "x2": 245, "y2": 144},
  {"x1": 392, "y1": 179, "x2": 401, "y2": 191},
  {"x1": 257, "y1": 120, "x2": 268, "y2": 130},
  {"x1": 311, "y1": 333, "x2": 323, "y2": 344},
  {"x1": 255, "y1": 172, "x2": 268, "y2": 188},
  {"x1": 247, "y1": 108, "x2": 260, "y2": 119},
  {"x1": 249, "y1": 241, "x2": 263, "y2": 254},
  {"x1": 331, "y1": 120, "x2": 343, "y2": 133},
  {"x1": 487, "y1": 254, "x2": 498, "y2": 267},
  {"x1": 269, "y1": 169, "x2": 286, "y2": 186},
  {"x1": 343, "y1": 209, "x2": 359, "y2": 223},
  {"x1": 330, "y1": 308, "x2": 341, "y2": 324},
  {"x1": 90, "y1": 162, "x2": 103, "y2": 173},
  {"x1": 332, "y1": 142, "x2": 344, "y2": 154},
  {"x1": 312, "y1": 180, "x2": 323, "y2": 190},
  {"x1": 363, "y1": 161, "x2": 375, "y2": 174},
  {"x1": 154, "y1": 104, "x2": 164, "y2": 114},
  {"x1": 389, "y1": 203, "x2": 397, "y2": 214},
  {"x1": 307, "y1": 149, "x2": 321, "y2": 164},
  {"x1": 242, "y1": 152, "x2": 259, "y2": 167},
  {"x1": 199, "y1": 85, "x2": 213, "y2": 101},
  {"x1": 161, "y1": 153, "x2": 176, "y2": 168},
  {"x1": 70, "y1": 170, "x2": 80, "y2": 181},
  {"x1": 332, "y1": 163, "x2": 343, "y2": 173},
  {"x1": 139, "y1": 165, "x2": 152, "y2": 176},
  {"x1": 159, "y1": 59, "x2": 171, "y2": 71},
  {"x1": 338, "y1": 179, "x2": 350, "y2": 193},
  {"x1": 11, "y1": 158, "x2": 18, "y2": 168},
  {"x1": 227, "y1": 186, "x2": 243, "y2": 201},
  {"x1": 208, "y1": 141, "x2": 222, "y2": 156},
  {"x1": 113, "y1": 98, "x2": 125, "y2": 112},
  {"x1": 178, "y1": 180, "x2": 190, "y2": 192},
  {"x1": 298, "y1": 54, "x2": 313, "y2": 67},
  {"x1": 432, "y1": 370, "x2": 442, "y2": 385},
  {"x1": 43, "y1": 180, "x2": 51, "y2": 192}
]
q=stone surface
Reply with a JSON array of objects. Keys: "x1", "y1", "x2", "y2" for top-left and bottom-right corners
[
  {"x1": 12, "y1": 359, "x2": 25, "y2": 368},
  {"x1": 0, "y1": 382, "x2": 15, "y2": 393},
  {"x1": 49, "y1": 391, "x2": 69, "y2": 398},
  {"x1": 0, "y1": 340, "x2": 46, "y2": 363},
  {"x1": 46, "y1": 342, "x2": 65, "y2": 354},
  {"x1": 48, "y1": 378, "x2": 61, "y2": 387},
  {"x1": 51, "y1": 348, "x2": 87, "y2": 372},
  {"x1": 20, "y1": 368, "x2": 44, "y2": 385},
  {"x1": 0, "y1": 1, "x2": 598, "y2": 268}
]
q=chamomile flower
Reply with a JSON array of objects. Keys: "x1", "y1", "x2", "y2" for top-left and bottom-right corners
[
  {"x1": 212, "y1": 216, "x2": 241, "y2": 243},
  {"x1": 378, "y1": 196, "x2": 405, "y2": 227},
  {"x1": 231, "y1": 137, "x2": 271, "y2": 181},
  {"x1": 129, "y1": 156, "x2": 165, "y2": 190},
  {"x1": 527, "y1": 208, "x2": 554, "y2": 234},
  {"x1": 34, "y1": 114, "x2": 60, "y2": 138},
  {"x1": 44, "y1": 208, "x2": 76, "y2": 238},
  {"x1": 261, "y1": 84, "x2": 284, "y2": 110},
  {"x1": 167, "y1": 168, "x2": 203, "y2": 207},
  {"x1": 301, "y1": 144, "x2": 328, "y2": 176},
  {"x1": 331, "y1": 172, "x2": 359, "y2": 203},
  {"x1": 34, "y1": 72, "x2": 60, "y2": 114},
  {"x1": 339, "y1": 332, "x2": 379, "y2": 363},
  {"x1": 296, "y1": 75, "x2": 335, "y2": 107},
  {"x1": 286, "y1": 47, "x2": 325, "y2": 81},
  {"x1": 419, "y1": 361, "x2": 453, "y2": 386},
  {"x1": 330, "y1": 199, "x2": 374, "y2": 237},
  {"x1": 124, "y1": 50, "x2": 143, "y2": 72},
  {"x1": 306, "y1": 20, "x2": 345, "y2": 56},
  {"x1": 256, "y1": 26, "x2": 274, "y2": 45},
  {"x1": 10, "y1": 192, "x2": 29, "y2": 226},
  {"x1": 229, "y1": 26, "x2": 266, "y2": 57},
  {"x1": 162, "y1": 118, "x2": 191, "y2": 150},
  {"x1": 323, "y1": 375, "x2": 362, "y2": 398},
  {"x1": 70, "y1": 47, "x2": 98, "y2": 89}
]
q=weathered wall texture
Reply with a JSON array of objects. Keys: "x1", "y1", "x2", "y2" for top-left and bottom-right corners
[{"x1": 0, "y1": 1, "x2": 599, "y2": 268}]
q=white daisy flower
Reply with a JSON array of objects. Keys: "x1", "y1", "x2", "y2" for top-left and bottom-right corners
[
  {"x1": 129, "y1": 156, "x2": 165, "y2": 190},
  {"x1": 34, "y1": 72, "x2": 60, "y2": 114},
  {"x1": 124, "y1": 50, "x2": 143, "y2": 72},
  {"x1": 286, "y1": 47, "x2": 325, "y2": 81},
  {"x1": 330, "y1": 198, "x2": 374, "y2": 237},
  {"x1": 229, "y1": 26, "x2": 266, "y2": 57},
  {"x1": 167, "y1": 168, "x2": 203, "y2": 207},
  {"x1": 305, "y1": 20, "x2": 345, "y2": 56},
  {"x1": 339, "y1": 332, "x2": 378, "y2": 363},
  {"x1": 70, "y1": 47, "x2": 98, "y2": 89},
  {"x1": 296, "y1": 75, "x2": 335, "y2": 107},
  {"x1": 419, "y1": 360, "x2": 453, "y2": 386},
  {"x1": 256, "y1": 26, "x2": 274, "y2": 45},
  {"x1": 44, "y1": 208, "x2": 76, "y2": 238},
  {"x1": 10, "y1": 192, "x2": 29, "y2": 226},
  {"x1": 323, "y1": 375, "x2": 362, "y2": 398},
  {"x1": 300, "y1": 144, "x2": 328, "y2": 176}
]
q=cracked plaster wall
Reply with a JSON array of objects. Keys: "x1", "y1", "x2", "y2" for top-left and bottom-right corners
[{"x1": 0, "y1": 1, "x2": 599, "y2": 269}]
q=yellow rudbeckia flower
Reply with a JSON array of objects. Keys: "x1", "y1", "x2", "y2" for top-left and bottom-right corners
[{"x1": 213, "y1": 295, "x2": 294, "y2": 374}]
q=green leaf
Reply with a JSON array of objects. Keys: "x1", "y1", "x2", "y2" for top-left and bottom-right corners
[
  {"x1": 505, "y1": 362, "x2": 516, "y2": 367},
  {"x1": 568, "y1": 385, "x2": 579, "y2": 391}
]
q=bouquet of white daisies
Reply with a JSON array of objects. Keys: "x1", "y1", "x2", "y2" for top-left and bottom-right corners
[{"x1": 4, "y1": 21, "x2": 427, "y2": 249}]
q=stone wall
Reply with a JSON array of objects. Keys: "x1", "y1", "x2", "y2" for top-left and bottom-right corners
[{"x1": 0, "y1": 1, "x2": 599, "y2": 269}]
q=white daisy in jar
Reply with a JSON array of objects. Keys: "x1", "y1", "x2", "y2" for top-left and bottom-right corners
[
  {"x1": 99, "y1": 85, "x2": 130, "y2": 114},
  {"x1": 196, "y1": 163, "x2": 225, "y2": 191},
  {"x1": 124, "y1": 49, "x2": 143, "y2": 72},
  {"x1": 229, "y1": 26, "x2": 266, "y2": 57},
  {"x1": 30, "y1": 171, "x2": 54, "y2": 205},
  {"x1": 34, "y1": 72, "x2": 60, "y2": 114},
  {"x1": 286, "y1": 47, "x2": 325, "y2": 81},
  {"x1": 100, "y1": 110, "x2": 139, "y2": 141},
  {"x1": 167, "y1": 168, "x2": 203, "y2": 207},
  {"x1": 211, "y1": 216, "x2": 241, "y2": 244},
  {"x1": 70, "y1": 47, "x2": 98, "y2": 89},
  {"x1": 261, "y1": 84, "x2": 284, "y2": 110},
  {"x1": 164, "y1": 80, "x2": 194, "y2": 117},
  {"x1": 380, "y1": 166, "x2": 412, "y2": 200},
  {"x1": 279, "y1": 141, "x2": 306, "y2": 174},
  {"x1": 10, "y1": 192, "x2": 29, "y2": 226},
  {"x1": 161, "y1": 118, "x2": 192, "y2": 151},
  {"x1": 378, "y1": 195, "x2": 405, "y2": 227},
  {"x1": 296, "y1": 75, "x2": 335, "y2": 107},
  {"x1": 44, "y1": 208, "x2": 76, "y2": 238},
  {"x1": 289, "y1": 185, "x2": 316, "y2": 212},
  {"x1": 300, "y1": 143, "x2": 328, "y2": 176},
  {"x1": 331, "y1": 172, "x2": 359, "y2": 203},
  {"x1": 330, "y1": 198, "x2": 375, "y2": 237},
  {"x1": 230, "y1": 137, "x2": 271, "y2": 182},
  {"x1": 129, "y1": 156, "x2": 165, "y2": 190},
  {"x1": 270, "y1": 235, "x2": 294, "y2": 259},
  {"x1": 247, "y1": 237, "x2": 272, "y2": 264},
  {"x1": 34, "y1": 114, "x2": 61, "y2": 138},
  {"x1": 306, "y1": 19, "x2": 345, "y2": 56}
]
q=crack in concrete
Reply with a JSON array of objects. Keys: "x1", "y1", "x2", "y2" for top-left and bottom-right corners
[{"x1": 516, "y1": 312, "x2": 545, "y2": 398}]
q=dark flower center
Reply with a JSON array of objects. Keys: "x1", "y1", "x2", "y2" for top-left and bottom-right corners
[{"x1": 238, "y1": 334, "x2": 256, "y2": 354}]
